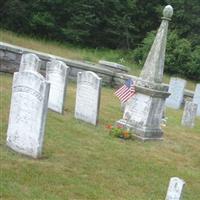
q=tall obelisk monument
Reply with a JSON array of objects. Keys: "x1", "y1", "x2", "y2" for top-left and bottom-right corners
[{"x1": 116, "y1": 5, "x2": 173, "y2": 141}]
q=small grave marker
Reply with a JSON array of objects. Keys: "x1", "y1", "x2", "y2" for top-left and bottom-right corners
[
  {"x1": 193, "y1": 84, "x2": 200, "y2": 116},
  {"x1": 165, "y1": 177, "x2": 185, "y2": 200},
  {"x1": 166, "y1": 77, "x2": 186, "y2": 109},
  {"x1": 181, "y1": 101, "x2": 197, "y2": 128}
]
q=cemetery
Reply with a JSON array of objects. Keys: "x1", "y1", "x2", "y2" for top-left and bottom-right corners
[{"x1": 0, "y1": 3, "x2": 200, "y2": 200}]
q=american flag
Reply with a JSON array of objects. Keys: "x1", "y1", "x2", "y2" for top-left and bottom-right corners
[{"x1": 114, "y1": 78, "x2": 136, "y2": 103}]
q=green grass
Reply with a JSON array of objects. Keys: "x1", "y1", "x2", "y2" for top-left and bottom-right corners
[{"x1": 0, "y1": 73, "x2": 200, "y2": 200}]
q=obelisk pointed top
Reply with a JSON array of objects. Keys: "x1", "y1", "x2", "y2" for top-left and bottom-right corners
[{"x1": 139, "y1": 5, "x2": 173, "y2": 84}]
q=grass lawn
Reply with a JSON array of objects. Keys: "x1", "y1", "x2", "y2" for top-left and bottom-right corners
[{"x1": 0, "y1": 73, "x2": 200, "y2": 200}]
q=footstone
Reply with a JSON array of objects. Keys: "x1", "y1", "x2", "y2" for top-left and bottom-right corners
[
  {"x1": 6, "y1": 71, "x2": 50, "y2": 158},
  {"x1": 165, "y1": 177, "x2": 185, "y2": 200},
  {"x1": 19, "y1": 53, "x2": 41, "y2": 72},
  {"x1": 193, "y1": 84, "x2": 200, "y2": 116},
  {"x1": 46, "y1": 59, "x2": 69, "y2": 114},
  {"x1": 166, "y1": 77, "x2": 186, "y2": 109},
  {"x1": 181, "y1": 101, "x2": 197, "y2": 128},
  {"x1": 75, "y1": 71, "x2": 101, "y2": 125}
]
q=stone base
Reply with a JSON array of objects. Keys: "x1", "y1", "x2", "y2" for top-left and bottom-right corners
[
  {"x1": 116, "y1": 119, "x2": 163, "y2": 141},
  {"x1": 7, "y1": 141, "x2": 40, "y2": 159}
]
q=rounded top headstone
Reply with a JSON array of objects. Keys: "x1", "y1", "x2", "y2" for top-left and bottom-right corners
[
  {"x1": 19, "y1": 53, "x2": 41, "y2": 73},
  {"x1": 163, "y1": 5, "x2": 173, "y2": 19}
]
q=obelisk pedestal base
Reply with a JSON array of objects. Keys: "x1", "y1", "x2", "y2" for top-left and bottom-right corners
[{"x1": 116, "y1": 119, "x2": 163, "y2": 141}]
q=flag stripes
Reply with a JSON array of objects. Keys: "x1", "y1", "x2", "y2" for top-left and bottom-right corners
[{"x1": 114, "y1": 79, "x2": 136, "y2": 103}]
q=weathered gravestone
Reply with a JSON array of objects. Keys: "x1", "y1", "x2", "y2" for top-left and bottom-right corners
[
  {"x1": 166, "y1": 77, "x2": 186, "y2": 109},
  {"x1": 116, "y1": 5, "x2": 173, "y2": 140},
  {"x1": 193, "y1": 84, "x2": 200, "y2": 116},
  {"x1": 46, "y1": 59, "x2": 69, "y2": 114},
  {"x1": 6, "y1": 71, "x2": 50, "y2": 158},
  {"x1": 75, "y1": 71, "x2": 101, "y2": 125},
  {"x1": 165, "y1": 177, "x2": 185, "y2": 200},
  {"x1": 19, "y1": 53, "x2": 41, "y2": 72},
  {"x1": 181, "y1": 101, "x2": 197, "y2": 128}
]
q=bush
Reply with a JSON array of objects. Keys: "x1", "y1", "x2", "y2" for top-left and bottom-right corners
[
  {"x1": 189, "y1": 46, "x2": 200, "y2": 80},
  {"x1": 133, "y1": 30, "x2": 200, "y2": 81}
]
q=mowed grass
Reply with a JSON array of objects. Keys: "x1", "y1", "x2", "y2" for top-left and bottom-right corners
[{"x1": 0, "y1": 73, "x2": 200, "y2": 200}]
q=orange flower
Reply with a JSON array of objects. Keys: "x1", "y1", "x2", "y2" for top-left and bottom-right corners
[
  {"x1": 123, "y1": 131, "x2": 130, "y2": 139},
  {"x1": 106, "y1": 124, "x2": 113, "y2": 129}
]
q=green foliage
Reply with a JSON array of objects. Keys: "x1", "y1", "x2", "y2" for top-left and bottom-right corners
[
  {"x1": 167, "y1": 0, "x2": 200, "y2": 46},
  {"x1": 106, "y1": 124, "x2": 131, "y2": 139},
  {"x1": 0, "y1": 0, "x2": 31, "y2": 33},
  {"x1": 189, "y1": 46, "x2": 200, "y2": 80},
  {"x1": 133, "y1": 30, "x2": 200, "y2": 81},
  {"x1": 132, "y1": 31, "x2": 156, "y2": 65},
  {"x1": 0, "y1": 0, "x2": 199, "y2": 50},
  {"x1": 0, "y1": 0, "x2": 199, "y2": 80},
  {"x1": 165, "y1": 31, "x2": 192, "y2": 76},
  {"x1": 0, "y1": 0, "x2": 165, "y2": 49}
]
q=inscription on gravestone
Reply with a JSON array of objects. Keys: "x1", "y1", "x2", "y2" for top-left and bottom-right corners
[
  {"x1": 7, "y1": 71, "x2": 50, "y2": 158},
  {"x1": 75, "y1": 71, "x2": 101, "y2": 125},
  {"x1": 181, "y1": 101, "x2": 197, "y2": 128},
  {"x1": 46, "y1": 59, "x2": 69, "y2": 114},
  {"x1": 165, "y1": 177, "x2": 185, "y2": 200},
  {"x1": 193, "y1": 84, "x2": 200, "y2": 116},
  {"x1": 166, "y1": 77, "x2": 186, "y2": 109},
  {"x1": 124, "y1": 93, "x2": 151, "y2": 125},
  {"x1": 19, "y1": 53, "x2": 41, "y2": 72}
]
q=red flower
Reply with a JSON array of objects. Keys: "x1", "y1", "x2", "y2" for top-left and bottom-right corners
[{"x1": 117, "y1": 124, "x2": 123, "y2": 129}]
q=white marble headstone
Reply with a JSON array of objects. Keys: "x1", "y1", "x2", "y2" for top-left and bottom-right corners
[
  {"x1": 19, "y1": 53, "x2": 41, "y2": 72},
  {"x1": 75, "y1": 71, "x2": 101, "y2": 125},
  {"x1": 165, "y1": 177, "x2": 185, "y2": 200},
  {"x1": 193, "y1": 84, "x2": 200, "y2": 116},
  {"x1": 123, "y1": 93, "x2": 152, "y2": 125},
  {"x1": 46, "y1": 59, "x2": 69, "y2": 114},
  {"x1": 7, "y1": 71, "x2": 50, "y2": 158},
  {"x1": 166, "y1": 77, "x2": 186, "y2": 109},
  {"x1": 181, "y1": 101, "x2": 197, "y2": 128}
]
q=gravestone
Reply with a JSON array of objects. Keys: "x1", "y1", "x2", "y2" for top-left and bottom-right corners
[
  {"x1": 165, "y1": 177, "x2": 185, "y2": 200},
  {"x1": 116, "y1": 5, "x2": 173, "y2": 140},
  {"x1": 193, "y1": 84, "x2": 200, "y2": 116},
  {"x1": 75, "y1": 71, "x2": 101, "y2": 125},
  {"x1": 181, "y1": 101, "x2": 197, "y2": 128},
  {"x1": 6, "y1": 71, "x2": 50, "y2": 158},
  {"x1": 46, "y1": 59, "x2": 69, "y2": 114},
  {"x1": 19, "y1": 53, "x2": 41, "y2": 72},
  {"x1": 166, "y1": 77, "x2": 186, "y2": 109}
]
